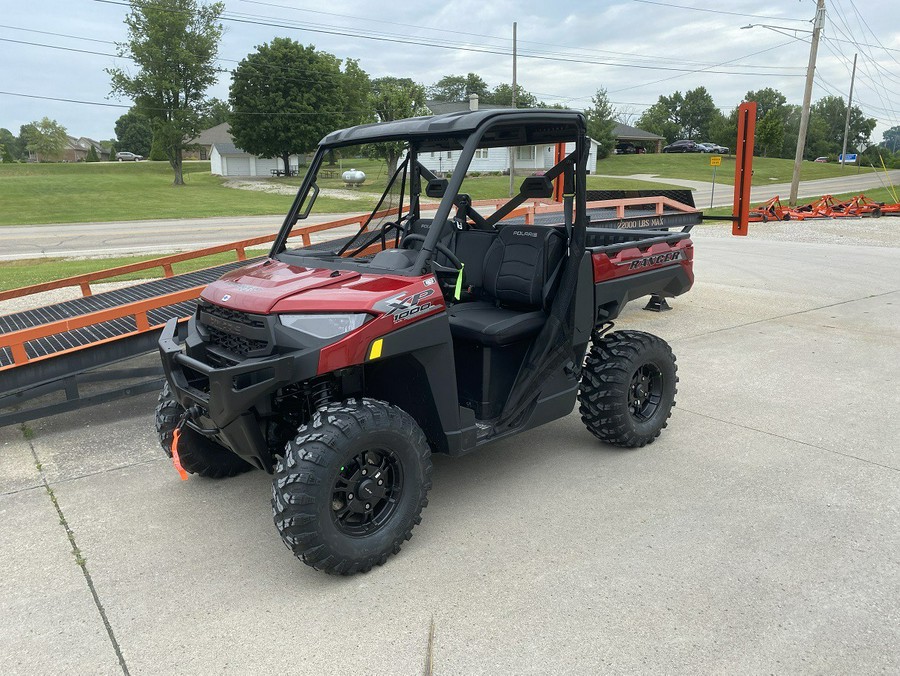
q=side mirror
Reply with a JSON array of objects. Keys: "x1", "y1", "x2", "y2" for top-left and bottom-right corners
[
  {"x1": 425, "y1": 178, "x2": 448, "y2": 198},
  {"x1": 519, "y1": 175, "x2": 553, "y2": 199}
]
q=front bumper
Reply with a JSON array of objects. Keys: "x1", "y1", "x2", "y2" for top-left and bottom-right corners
[{"x1": 158, "y1": 318, "x2": 320, "y2": 471}]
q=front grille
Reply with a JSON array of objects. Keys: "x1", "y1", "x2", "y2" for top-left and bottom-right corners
[
  {"x1": 207, "y1": 328, "x2": 268, "y2": 357},
  {"x1": 200, "y1": 302, "x2": 266, "y2": 329},
  {"x1": 198, "y1": 302, "x2": 270, "y2": 358}
]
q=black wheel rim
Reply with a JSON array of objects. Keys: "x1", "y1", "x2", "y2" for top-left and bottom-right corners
[
  {"x1": 629, "y1": 362, "x2": 664, "y2": 422},
  {"x1": 330, "y1": 449, "x2": 403, "y2": 537}
]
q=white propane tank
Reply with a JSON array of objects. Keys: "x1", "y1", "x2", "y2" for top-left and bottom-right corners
[{"x1": 342, "y1": 169, "x2": 366, "y2": 186}]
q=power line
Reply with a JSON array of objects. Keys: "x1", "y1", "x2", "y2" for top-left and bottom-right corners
[
  {"x1": 609, "y1": 38, "x2": 803, "y2": 94},
  {"x1": 0, "y1": 90, "x2": 376, "y2": 117},
  {"x1": 87, "y1": 0, "x2": 805, "y2": 77},
  {"x1": 238, "y1": 0, "x2": 804, "y2": 71},
  {"x1": 628, "y1": 0, "x2": 809, "y2": 22}
]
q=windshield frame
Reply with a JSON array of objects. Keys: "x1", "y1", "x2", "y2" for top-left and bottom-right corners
[{"x1": 269, "y1": 110, "x2": 587, "y2": 276}]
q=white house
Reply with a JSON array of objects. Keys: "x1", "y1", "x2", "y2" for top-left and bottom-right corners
[
  {"x1": 419, "y1": 95, "x2": 600, "y2": 175},
  {"x1": 416, "y1": 139, "x2": 600, "y2": 176},
  {"x1": 209, "y1": 142, "x2": 301, "y2": 177}
]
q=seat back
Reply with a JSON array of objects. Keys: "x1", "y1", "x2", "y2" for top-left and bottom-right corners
[
  {"x1": 482, "y1": 226, "x2": 566, "y2": 310},
  {"x1": 450, "y1": 229, "x2": 497, "y2": 289}
]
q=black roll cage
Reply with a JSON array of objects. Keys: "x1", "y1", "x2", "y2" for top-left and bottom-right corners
[{"x1": 270, "y1": 110, "x2": 588, "y2": 275}]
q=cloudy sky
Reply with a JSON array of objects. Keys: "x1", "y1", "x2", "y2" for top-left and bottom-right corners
[{"x1": 2, "y1": 0, "x2": 899, "y2": 143}]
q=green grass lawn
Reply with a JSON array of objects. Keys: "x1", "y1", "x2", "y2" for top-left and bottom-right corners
[
  {"x1": 0, "y1": 159, "x2": 689, "y2": 226},
  {"x1": 598, "y1": 153, "x2": 875, "y2": 186},
  {"x1": 0, "y1": 161, "x2": 372, "y2": 226},
  {"x1": 0, "y1": 249, "x2": 270, "y2": 292}
]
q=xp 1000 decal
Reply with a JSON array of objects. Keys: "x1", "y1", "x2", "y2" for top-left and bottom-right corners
[{"x1": 375, "y1": 288, "x2": 437, "y2": 323}]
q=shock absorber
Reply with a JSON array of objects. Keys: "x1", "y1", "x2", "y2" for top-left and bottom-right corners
[{"x1": 310, "y1": 379, "x2": 333, "y2": 411}]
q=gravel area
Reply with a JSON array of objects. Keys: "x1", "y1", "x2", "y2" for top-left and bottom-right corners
[
  {"x1": 692, "y1": 216, "x2": 900, "y2": 247},
  {"x1": 223, "y1": 178, "x2": 377, "y2": 201}
]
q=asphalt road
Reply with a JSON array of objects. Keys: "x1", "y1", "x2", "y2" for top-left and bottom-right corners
[
  {"x1": 0, "y1": 214, "x2": 346, "y2": 261},
  {"x1": 600, "y1": 168, "x2": 900, "y2": 209},
  {"x1": 3, "y1": 170, "x2": 899, "y2": 261},
  {"x1": 1, "y1": 227, "x2": 898, "y2": 674}
]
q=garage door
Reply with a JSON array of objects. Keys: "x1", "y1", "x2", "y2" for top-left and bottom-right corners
[
  {"x1": 255, "y1": 158, "x2": 278, "y2": 176},
  {"x1": 225, "y1": 156, "x2": 251, "y2": 176}
]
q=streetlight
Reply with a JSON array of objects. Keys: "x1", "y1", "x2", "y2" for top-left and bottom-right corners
[{"x1": 742, "y1": 0, "x2": 826, "y2": 206}]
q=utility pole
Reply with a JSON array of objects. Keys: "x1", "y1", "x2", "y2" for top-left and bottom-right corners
[
  {"x1": 789, "y1": 0, "x2": 826, "y2": 206},
  {"x1": 840, "y1": 53, "x2": 858, "y2": 168},
  {"x1": 508, "y1": 21, "x2": 517, "y2": 197}
]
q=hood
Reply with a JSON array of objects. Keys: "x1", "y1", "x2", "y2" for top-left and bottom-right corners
[{"x1": 200, "y1": 259, "x2": 361, "y2": 313}]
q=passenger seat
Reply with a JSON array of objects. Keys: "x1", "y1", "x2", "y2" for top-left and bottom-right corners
[{"x1": 447, "y1": 226, "x2": 566, "y2": 347}]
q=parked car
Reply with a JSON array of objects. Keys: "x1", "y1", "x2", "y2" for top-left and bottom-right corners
[
  {"x1": 703, "y1": 142, "x2": 730, "y2": 154},
  {"x1": 614, "y1": 142, "x2": 645, "y2": 155},
  {"x1": 116, "y1": 151, "x2": 143, "y2": 161},
  {"x1": 662, "y1": 140, "x2": 701, "y2": 153},
  {"x1": 814, "y1": 156, "x2": 829, "y2": 163}
]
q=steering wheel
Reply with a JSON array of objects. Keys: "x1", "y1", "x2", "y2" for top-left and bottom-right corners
[
  {"x1": 400, "y1": 233, "x2": 463, "y2": 270},
  {"x1": 378, "y1": 219, "x2": 406, "y2": 248}
]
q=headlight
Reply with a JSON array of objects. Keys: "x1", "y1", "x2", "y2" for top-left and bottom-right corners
[{"x1": 278, "y1": 313, "x2": 369, "y2": 340}]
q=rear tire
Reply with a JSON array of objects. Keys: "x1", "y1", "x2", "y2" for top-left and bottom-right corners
[
  {"x1": 578, "y1": 330, "x2": 678, "y2": 448},
  {"x1": 272, "y1": 398, "x2": 432, "y2": 575},
  {"x1": 155, "y1": 383, "x2": 253, "y2": 478}
]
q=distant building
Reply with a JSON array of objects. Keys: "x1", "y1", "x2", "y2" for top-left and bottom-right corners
[
  {"x1": 209, "y1": 142, "x2": 302, "y2": 177},
  {"x1": 28, "y1": 136, "x2": 110, "y2": 162},
  {"x1": 189, "y1": 122, "x2": 233, "y2": 160},
  {"x1": 611, "y1": 123, "x2": 666, "y2": 153},
  {"x1": 421, "y1": 95, "x2": 600, "y2": 174}
]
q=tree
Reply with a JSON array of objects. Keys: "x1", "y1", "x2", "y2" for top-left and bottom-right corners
[
  {"x1": 428, "y1": 73, "x2": 489, "y2": 102},
  {"x1": 882, "y1": 125, "x2": 900, "y2": 153},
  {"x1": 114, "y1": 109, "x2": 153, "y2": 157},
  {"x1": 22, "y1": 117, "x2": 68, "y2": 161},
  {"x1": 369, "y1": 77, "x2": 429, "y2": 173},
  {"x1": 0, "y1": 128, "x2": 18, "y2": 162},
  {"x1": 808, "y1": 95, "x2": 876, "y2": 158},
  {"x1": 680, "y1": 87, "x2": 719, "y2": 139},
  {"x1": 86, "y1": 145, "x2": 100, "y2": 162},
  {"x1": 108, "y1": 0, "x2": 224, "y2": 185},
  {"x1": 482, "y1": 83, "x2": 538, "y2": 108},
  {"x1": 229, "y1": 38, "x2": 347, "y2": 173},
  {"x1": 584, "y1": 88, "x2": 616, "y2": 159},
  {"x1": 636, "y1": 93, "x2": 683, "y2": 143},
  {"x1": 755, "y1": 110, "x2": 784, "y2": 157},
  {"x1": 743, "y1": 88, "x2": 788, "y2": 120},
  {"x1": 339, "y1": 58, "x2": 374, "y2": 129},
  {"x1": 200, "y1": 98, "x2": 231, "y2": 128}
]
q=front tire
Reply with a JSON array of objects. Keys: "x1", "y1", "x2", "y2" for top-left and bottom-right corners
[
  {"x1": 155, "y1": 383, "x2": 254, "y2": 478},
  {"x1": 272, "y1": 398, "x2": 432, "y2": 575},
  {"x1": 578, "y1": 330, "x2": 678, "y2": 448}
]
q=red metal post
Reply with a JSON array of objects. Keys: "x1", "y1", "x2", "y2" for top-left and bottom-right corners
[
  {"x1": 553, "y1": 143, "x2": 566, "y2": 202},
  {"x1": 732, "y1": 101, "x2": 757, "y2": 236}
]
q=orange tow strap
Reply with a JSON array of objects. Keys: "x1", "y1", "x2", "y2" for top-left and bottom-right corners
[{"x1": 170, "y1": 427, "x2": 189, "y2": 481}]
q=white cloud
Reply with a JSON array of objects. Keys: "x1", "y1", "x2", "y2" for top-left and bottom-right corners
[{"x1": 1, "y1": 0, "x2": 898, "y2": 142}]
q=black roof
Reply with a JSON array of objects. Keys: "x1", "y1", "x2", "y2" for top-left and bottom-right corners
[{"x1": 319, "y1": 109, "x2": 586, "y2": 149}]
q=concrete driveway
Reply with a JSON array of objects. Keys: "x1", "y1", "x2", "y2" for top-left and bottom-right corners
[{"x1": 1, "y1": 227, "x2": 898, "y2": 674}]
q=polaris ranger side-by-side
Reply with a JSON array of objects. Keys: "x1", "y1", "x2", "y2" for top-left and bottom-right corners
[{"x1": 157, "y1": 109, "x2": 702, "y2": 575}]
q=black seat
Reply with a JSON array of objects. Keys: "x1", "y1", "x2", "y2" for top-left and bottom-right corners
[{"x1": 448, "y1": 226, "x2": 565, "y2": 346}]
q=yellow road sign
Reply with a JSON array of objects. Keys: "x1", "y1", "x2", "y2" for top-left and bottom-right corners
[{"x1": 710, "y1": 156, "x2": 722, "y2": 167}]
